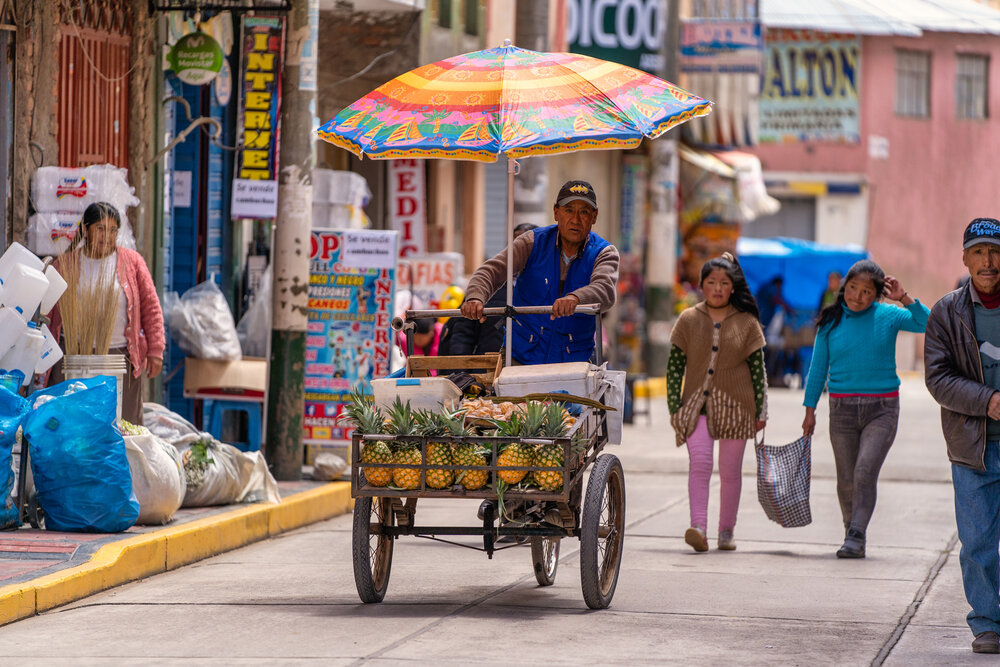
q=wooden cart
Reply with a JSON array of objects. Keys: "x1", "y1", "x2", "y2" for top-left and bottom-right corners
[{"x1": 350, "y1": 306, "x2": 625, "y2": 609}]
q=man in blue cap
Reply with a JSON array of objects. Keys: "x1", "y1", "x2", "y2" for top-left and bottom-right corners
[
  {"x1": 926, "y1": 217, "x2": 1000, "y2": 654},
  {"x1": 460, "y1": 179, "x2": 619, "y2": 364}
]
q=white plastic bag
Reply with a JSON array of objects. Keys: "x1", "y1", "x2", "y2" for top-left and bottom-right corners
[
  {"x1": 124, "y1": 433, "x2": 186, "y2": 525},
  {"x1": 601, "y1": 369, "x2": 626, "y2": 446},
  {"x1": 26, "y1": 212, "x2": 79, "y2": 257},
  {"x1": 236, "y1": 269, "x2": 271, "y2": 357},
  {"x1": 178, "y1": 439, "x2": 247, "y2": 507},
  {"x1": 163, "y1": 280, "x2": 242, "y2": 361},
  {"x1": 312, "y1": 452, "x2": 347, "y2": 481}
]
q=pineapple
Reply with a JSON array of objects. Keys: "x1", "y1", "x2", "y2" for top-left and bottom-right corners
[
  {"x1": 531, "y1": 402, "x2": 571, "y2": 491},
  {"x1": 340, "y1": 387, "x2": 393, "y2": 487},
  {"x1": 493, "y1": 408, "x2": 535, "y2": 485},
  {"x1": 386, "y1": 397, "x2": 422, "y2": 489},
  {"x1": 415, "y1": 409, "x2": 455, "y2": 489},
  {"x1": 445, "y1": 412, "x2": 488, "y2": 490}
]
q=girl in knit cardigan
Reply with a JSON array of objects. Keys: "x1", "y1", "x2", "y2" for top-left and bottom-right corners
[
  {"x1": 802, "y1": 259, "x2": 928, "y2": 559},
  {"x1": 668, "y1": 253, "x2": 767, "y2": 553}
]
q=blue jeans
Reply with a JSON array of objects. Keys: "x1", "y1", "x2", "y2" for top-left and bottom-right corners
[{"x1": 953, "y1": 440, "x2": 1000, "y2": 635}]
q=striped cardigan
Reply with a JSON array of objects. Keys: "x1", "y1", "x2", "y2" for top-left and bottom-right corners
[{"x1": 668, "y1": 303, "x2": 766, "y2": 447}]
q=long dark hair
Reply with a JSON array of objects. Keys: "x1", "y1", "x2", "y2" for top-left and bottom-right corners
[
  {"x1": 700, "y1": 252, "x2": 760, "y2": 320},
  {"x1": 816, "y1": 259, "x2": 885, "y2": 331},
  {"x1": 68, "y1": 202, "x2": 121, "y2": 253}
]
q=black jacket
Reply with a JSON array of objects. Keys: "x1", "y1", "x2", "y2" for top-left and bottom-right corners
[
  {"x1": 924, "y1": 284, "x2": 996, "y2": 470},
  {"x1": 439, "y1": 289, "x2": 506, "y2": 356}
]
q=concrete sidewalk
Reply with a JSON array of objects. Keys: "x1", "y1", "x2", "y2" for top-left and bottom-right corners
[{"x1": 0, "y1": 479, "x2": 353, "y2": 626}]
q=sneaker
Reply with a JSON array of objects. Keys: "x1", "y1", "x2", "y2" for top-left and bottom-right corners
[
  {"x1": 684, "y1": 526, "x2": 708, "y2": 553},
  {"x1": 973, "y1": 632, "x2": 1000, "y2": 654},
  {"x1": 718, "y1": 529, "x2": 736, "y2": 551},
  {"x1": 836, "y1": 528, "x2": 866, "y2": 559}
]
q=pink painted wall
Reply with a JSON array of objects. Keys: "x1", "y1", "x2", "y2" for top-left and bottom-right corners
[{"x1": 751, "y1": 31, "x2": 1000, "y2": 303}]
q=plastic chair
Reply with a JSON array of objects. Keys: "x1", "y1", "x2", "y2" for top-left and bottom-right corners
[{"x1": 206, "y1": 400, "x2": 262, "y2": 452}]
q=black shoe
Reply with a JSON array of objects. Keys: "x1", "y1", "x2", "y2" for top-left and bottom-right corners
[
  {"x1": 973, "y1": 631, "x2": 1000, "y2": 654},
  {"x1": 836, "y1": 528, "x2": 866, "y2": 559}
]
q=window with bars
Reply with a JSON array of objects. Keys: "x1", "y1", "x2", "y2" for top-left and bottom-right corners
[
  {"x1": 895, "y1": 49, "x2": 931, "y2": 118},
  {"x1": 956, "y1": 53, "x2": 989, "y2": 120}
]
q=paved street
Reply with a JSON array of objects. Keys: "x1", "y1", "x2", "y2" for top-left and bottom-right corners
[{"x1": 0, "y1": 376, "x2": 981, "y2": 665}]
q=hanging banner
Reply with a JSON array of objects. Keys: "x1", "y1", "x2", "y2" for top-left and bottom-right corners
[
  {"x1": 304, "y1": 229, "x2": 398, "y2": 456},
  {"x1": 168, "y1": 31, "x2": 224, "y2": 85},
  {"x1": 397, "y1": 253, "x2": 463, "y2": 310},
  {"x1": 231, "y1": 15, "x2": 285, "y2": 219},
  {"x1": 759, "y1": 30, "x2": 861, "y2": 144},
  {"x1": 387, "y1": 159, "x2": 426, "y2": 257},
  {"x1": 680, "y1": 20, "x2": 762, "y2": 74}
]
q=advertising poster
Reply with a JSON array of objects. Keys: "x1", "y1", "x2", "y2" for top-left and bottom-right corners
[
  {"x1": 232, "y1": 16, "x2": 285, "y2": 219},
  {"x1": 304, "y1": 229, "x2": 398, "y2": 454},
  {"x1": 396, "y1": 253, "x2": 463, "y2": 311},
  {"x1": 759, "y1": 30, "x2": 860, "y2": 143}
]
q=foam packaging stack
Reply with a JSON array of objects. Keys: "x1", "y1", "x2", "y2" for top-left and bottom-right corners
[
  {"x1": 311, "y1": 169, "x2": 372, "y2": 230},
  {"x1": 494, "y1": 362, "x2": 602, "y2": 399}
]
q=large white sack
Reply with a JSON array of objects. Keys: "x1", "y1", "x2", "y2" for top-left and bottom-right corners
[{"x1": 124, "y1": 434, "x2": 186, "y2": 525}]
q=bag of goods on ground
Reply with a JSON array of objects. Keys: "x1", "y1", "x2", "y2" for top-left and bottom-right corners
[
  {"x1": 0, "y1": 385, "x2": 29, "y2": 530},
  {"x1": 121, "y1": 424, "x2": 186, "y2": 525},
  {"x1": 163, "y1": 280, "x2": 242, "y2": 361},
  {"x1": 143, "y1": 402, "x2": 205, "y2": 444},
  {"x1": 24, "y1": 376, "x2": 139, "y2": 532}
]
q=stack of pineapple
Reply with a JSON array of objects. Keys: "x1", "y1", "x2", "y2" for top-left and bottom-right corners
[{"x1": 342, "y1": 388, "x2": 579, "y2": 492}]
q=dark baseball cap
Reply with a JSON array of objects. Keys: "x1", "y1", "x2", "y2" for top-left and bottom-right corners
[
  {"x1": 556, "y1": 180, "x2": 598, "y2": 210},
  {"x1": 963, "y1": 217, "x2": 1000, "y2": 249}
]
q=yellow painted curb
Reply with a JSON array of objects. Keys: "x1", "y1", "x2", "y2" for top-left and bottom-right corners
[{"x1": 0, "y1": 481, "x2": 352, "y2": 627}]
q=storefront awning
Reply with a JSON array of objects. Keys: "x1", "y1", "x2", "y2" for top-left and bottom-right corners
[
  {"x1": 761, "y1": 0, "x2": 1000, "y2": 36},
  {"x1": 680, "y1": 144, "x2": 779, "y2": 223}
]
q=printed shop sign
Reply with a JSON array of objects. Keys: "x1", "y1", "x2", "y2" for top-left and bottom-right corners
[
  {"x1": 568, "y1": 0, "x2": 665, "y2": 73},
  {"x1": 231, "y1": 16, "x2": 285, "y2": 219},
  {"x1": 759, "y1": 29, "x2": 860, "y2": 144},
  {"x1": 168, "y1": 32, "x2": 224, "y2": 85},
  {"x1": 304, "y1": 229, "x2": 398, "y2": 448},
  {"x1": 387, "y1": 159, "x2": 426, "y2": 257}
]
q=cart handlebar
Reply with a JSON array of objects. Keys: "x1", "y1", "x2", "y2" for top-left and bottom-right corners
[{"x1": 392, "y1": 304, "x2": 601, "y2": 331}]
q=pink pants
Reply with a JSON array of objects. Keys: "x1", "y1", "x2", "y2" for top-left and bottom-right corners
[{"x1": 686, "y1": 415, "x2": 747, "y2": 533}]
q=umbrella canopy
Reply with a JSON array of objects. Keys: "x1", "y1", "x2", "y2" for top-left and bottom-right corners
[{"x1": 317, "y1": 42, "x2": 712, "y2": 162}]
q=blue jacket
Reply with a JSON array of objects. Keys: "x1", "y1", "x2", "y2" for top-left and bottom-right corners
[{"x1": 511, "y1": 224, "x2": 610, "y2": 364}]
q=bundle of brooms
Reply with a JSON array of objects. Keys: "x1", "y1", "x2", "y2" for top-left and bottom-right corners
[{"x1": 58, "y1": 252, "x2": 119, "y2": 355}]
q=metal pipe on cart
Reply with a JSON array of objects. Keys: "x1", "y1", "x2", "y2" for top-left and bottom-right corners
[{"x1": 505, "y1": 156, "x2": 516, "y2": 368}]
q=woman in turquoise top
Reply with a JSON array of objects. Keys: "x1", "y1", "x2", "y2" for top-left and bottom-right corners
[{"x1": 801, "y1": 259, "x2": 929, "y2": 559}]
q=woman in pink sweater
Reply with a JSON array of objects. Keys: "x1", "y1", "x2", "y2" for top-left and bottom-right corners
[{"x1": 48, "y1": 202, "x2": 165, "y2": 425}]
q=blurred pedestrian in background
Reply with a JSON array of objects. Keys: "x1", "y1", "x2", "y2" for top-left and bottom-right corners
[
  {"x1": 668, "y1": 252, "x2": 767, "y2": 553},
  {"x1": 802, "y1": 259, "x2": 928, "y2": 559},
  {"x1": 819, "y1": 271, "x2": 842, "y2": 311},
  {"x1": 755, "y1": 275, "x2": 791, "y2": 386}
]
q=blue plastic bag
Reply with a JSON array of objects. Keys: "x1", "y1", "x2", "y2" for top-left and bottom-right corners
[
  {"x1": 24, "y1": 375, "x2": 139, "y2": 533},
  {"x1": 0, "y1": 385, "x2": 29, "y2": 530}
]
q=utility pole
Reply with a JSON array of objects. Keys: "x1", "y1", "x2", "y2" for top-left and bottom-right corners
[
  {"x1": 266, "y1": 0, "x2": 316, "y2": 480},
  {"x1": 513, "y1": 1, "x2": 549, "y2": 228},
  {"x1": 645, "y1": 0, "x2": 681, "y2": 376}
]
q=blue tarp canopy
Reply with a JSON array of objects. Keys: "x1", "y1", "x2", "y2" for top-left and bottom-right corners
[{"x1": 737, "y1": 236, "x2": 869, "y2": 317}]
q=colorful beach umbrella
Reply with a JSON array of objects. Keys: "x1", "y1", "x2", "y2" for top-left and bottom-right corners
[{"x1": 317, "y1": 41, "x2": 712, "y2": 162}]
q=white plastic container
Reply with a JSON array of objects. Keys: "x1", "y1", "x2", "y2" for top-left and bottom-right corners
[
  {"x1": 0, "y1": 322, "x2": 45, "y2": 387},
  {"x1": 0, "y1": 264, "x2": 49, "y2": 318},
  {"x1": 0, "y1": 305, "x2": 26, "y2": 357},
  {"x1": 494, "y1": 362, "x2": 601, "y2": 399},
  {"x1": 371, "y1": 377, "x2": 462, "y2": 412},
  {"x1": 39, "y1": 264, "x2": 67, "y2": 315},
  {"x1": 62, "y1": 353, "x2": 127, "y2": 423},
  {"x1": 0, "y1": 241, "x2": 44, "y2": 280},
  {"x1": 34, "y1": 323, "x2": 63, "y2": 374}
]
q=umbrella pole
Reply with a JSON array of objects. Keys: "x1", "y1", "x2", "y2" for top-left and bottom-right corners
[{"x1": 505, "y1": 156, "x2": 515, "y2": 368}]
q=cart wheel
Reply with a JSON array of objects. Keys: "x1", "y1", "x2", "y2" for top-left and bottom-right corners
[
  {"x1": 580, "y1": 454, "x2": 625, "y2": 609},
  {"x1": 352, "y1": 496, "x2": 395, "y2": 603},
  {"x1": 531, "y1": 537, "x2": 561, "y2": 586}
]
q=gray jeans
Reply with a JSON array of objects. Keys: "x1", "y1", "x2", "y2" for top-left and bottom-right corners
[{"x1": 828, "y1": 395, "x2": 900, "y2": 534}]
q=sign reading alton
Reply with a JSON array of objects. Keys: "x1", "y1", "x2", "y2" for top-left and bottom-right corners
[
  {"x1": 759, "y1": 30, "x2": 860, "y2": 143},
  {"x1": 231, "y1": 16, "x2": 285, "y2": 219}
]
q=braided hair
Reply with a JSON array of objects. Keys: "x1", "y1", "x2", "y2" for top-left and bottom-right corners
[
  {"x1": 699, "y1": 251, "x2": 760, "y2": 320},
  {"x1": 816, "y1": 259, "x2": 885, "y2": 332}
]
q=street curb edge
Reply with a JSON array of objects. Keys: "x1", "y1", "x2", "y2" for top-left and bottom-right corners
[{"x1": 0, "y1": 481, "x2": 353, "y2": 627}]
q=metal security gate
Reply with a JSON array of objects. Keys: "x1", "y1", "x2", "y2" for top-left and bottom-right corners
[{"x1": 57, "y1": 0, "x2": 132, "y2": 168}]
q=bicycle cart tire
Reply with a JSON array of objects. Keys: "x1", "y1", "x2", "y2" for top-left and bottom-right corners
[
  {"x1": 352, "y1": 496, "x2": 395, "y2": 603},
  {"x1": 580, "y1": 454, "x2": 625, "y2": 609},
  {"x1": 531, "y1": 536, "x2": 561, "y2": 586}
]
